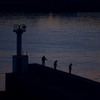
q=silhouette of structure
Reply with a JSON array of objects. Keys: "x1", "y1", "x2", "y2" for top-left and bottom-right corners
[
  {"x1": 3, "y1": 25, "x2": 100, "y2": 100},
  {"x1": 69, "y1": 63, "x2": 72, "y2": 74},
  {"x1": 42, "y1": 55, "x2": 47, "y2": 66},
  {"x1": 54, "y1": 60, "x2": 58, "y2": 70},
  {"x1": 13, "y1": 23, "x2": 28, "y2": 73}
]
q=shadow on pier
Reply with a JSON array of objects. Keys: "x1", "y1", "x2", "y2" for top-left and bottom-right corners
[{"x1": 0, "y1": 63, "x2": 100, "y2": 100}]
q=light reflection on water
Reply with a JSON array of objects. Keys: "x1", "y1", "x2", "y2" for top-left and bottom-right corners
[{"x1": 0, "y1": 12, "x2": 100, "y2": 90}]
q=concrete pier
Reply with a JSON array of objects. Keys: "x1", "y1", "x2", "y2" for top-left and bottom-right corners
[{"x1": 2, "y1": 63, "x2": 100, "y2": 100}]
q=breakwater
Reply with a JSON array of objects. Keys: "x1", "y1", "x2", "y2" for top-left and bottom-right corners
[{"x1": 1, "y1": 63, "x2": 100, "y2": 100}]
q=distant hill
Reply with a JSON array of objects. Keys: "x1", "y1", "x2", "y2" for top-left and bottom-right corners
[{"x1": 0, "y1": 0, "x2": 100, "y2": 12}]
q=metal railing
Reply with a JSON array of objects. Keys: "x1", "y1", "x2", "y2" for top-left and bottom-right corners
[{"x1": 13, "y1": 24, "x2": 26, "y2": 31}]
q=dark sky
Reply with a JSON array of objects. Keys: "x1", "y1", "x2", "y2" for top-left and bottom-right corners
[
  {"x1": 0, "y1": 0, "x2": 99, "y2": 3},
  {"x1": 0, "y1": 0, "x2": 99, "y2": 2},
  {"x1": 0, "y1": 0, "x2": 100, "y2": 12}
]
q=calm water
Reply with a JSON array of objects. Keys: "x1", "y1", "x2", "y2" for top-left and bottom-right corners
[{"x1": 0, "y1": 12, "x2": 100, "y2": 90}]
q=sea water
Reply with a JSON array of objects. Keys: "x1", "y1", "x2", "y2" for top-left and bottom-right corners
[{"x1": 0, "y1": 12, "x2": 100, "y2": 90}]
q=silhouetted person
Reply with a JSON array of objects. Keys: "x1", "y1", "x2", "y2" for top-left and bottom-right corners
[
  {"x1": 42, "y1": 55, "x2": 47, "y2": 66},
  {"x1": 54, "y1": 60, "x2": 58, "y2": 70},
  {"x1": 69, "y1": 63, "x2": 72, "y2": 74}
]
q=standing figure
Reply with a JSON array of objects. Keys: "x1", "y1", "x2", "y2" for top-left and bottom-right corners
[
  {"x1": 54, "y1": 60, "x2": 58, "y2": 70},
  {"x1": 42, "y1": 55, "x2": 47, "y2": 66},
  {"x1": 69, "y1": 63, "x2": 72, "y2": 74}
]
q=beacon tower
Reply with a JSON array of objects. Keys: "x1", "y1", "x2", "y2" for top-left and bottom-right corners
[{"x1": 13, "y1": 24, "x2": 28, "y2": 73}]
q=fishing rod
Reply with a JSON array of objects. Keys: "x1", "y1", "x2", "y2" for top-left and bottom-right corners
[{"x1": 72, "y1": 70, "x2": 77, "y2": 74}]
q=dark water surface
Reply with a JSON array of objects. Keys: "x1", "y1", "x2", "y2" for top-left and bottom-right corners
[{"x1": 0, "y1": 12, "x2": 100, "y2": 90}]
